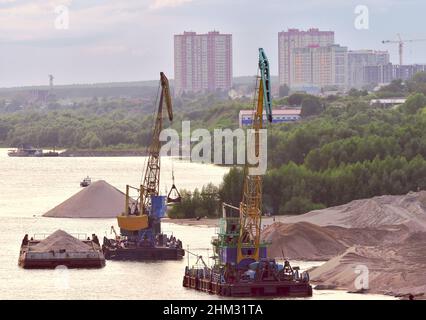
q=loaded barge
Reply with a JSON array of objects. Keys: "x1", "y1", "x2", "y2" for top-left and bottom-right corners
[{"x1": 19, "y1": 230, "x2": 105, "y2": 269}]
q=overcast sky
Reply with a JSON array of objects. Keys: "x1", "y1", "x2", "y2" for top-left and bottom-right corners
[{"x1": 1, "y1": 0, "x2": 426, "y2": 87}]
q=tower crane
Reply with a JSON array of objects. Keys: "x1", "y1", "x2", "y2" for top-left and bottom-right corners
[{"x1": 382, "y1": 34, "x2": 426, "y2": 65}]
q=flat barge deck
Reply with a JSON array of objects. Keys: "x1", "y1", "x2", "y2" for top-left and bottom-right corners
[
  {"x1": 183, "y1": 266, "x2": 312, "y2": 297},
  {"x1": 19, "y1": 231, "x2": 105, "y2": 269},
  {"x1": 102, "y1": 236, "x2": 184, "y2": 261}
]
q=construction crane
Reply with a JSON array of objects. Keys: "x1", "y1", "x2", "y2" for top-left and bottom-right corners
[
  {"x1": 382, "y1": 34, "x2": 426, "y2": 65},
  {"x1": 118, "y1": 71, "x2": 173, "y2": 225},
  {"x1": 236, "y1": 48, "x2": 273, "y2": 265},
  {"x1": 103, "y1": 72, "x2": 185, "y2": 261}
]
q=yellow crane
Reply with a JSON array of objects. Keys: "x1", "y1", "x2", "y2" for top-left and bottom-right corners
[
  {"x1": 236, "y1": 48, "x2": 272, "y2": 265},
  {"x1": 117, "y1": 72, "x2": 173, "y2": 231}
]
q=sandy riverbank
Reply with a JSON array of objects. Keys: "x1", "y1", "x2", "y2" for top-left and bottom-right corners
[
  {"x1": 263, "y1": 191, "x2": 426, "y2": 299},
  {"x1": 166, "y1": 191, "x2": 426, "y2": 299}
]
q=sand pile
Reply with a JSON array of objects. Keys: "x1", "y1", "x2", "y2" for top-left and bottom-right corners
[
  {"x1": 282, "y1": 191, "x2": 426, "y2": 231},
  {"x1": 43, "y1": 180, "x2": 126, "y2": 218},
  {"x1": 262, "y1": 222, "x2": 408, "y2": 261},
  {"x1": 309, "y1": 232, "x2": 426, "y2": 297},
  {"x1": 263, "y1": 191, "x2": 426, "y2": 298},
  {"x1": 31, "y1": 230, "x2": 92, "y2": 252}
]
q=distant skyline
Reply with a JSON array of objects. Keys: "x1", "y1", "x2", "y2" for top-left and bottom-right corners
[{"x1": 1, "y1": 0, "x2": 426, "y2": 87}]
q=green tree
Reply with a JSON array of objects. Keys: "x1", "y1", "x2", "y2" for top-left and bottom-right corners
[
  {"x1": 403, "y1": 93, "x2": 426, "y2": 114},
  {"x1": 279, "y1": 84, "x2": 290, "y2": 98},
  {"x1": 301, "y1": 97, "x2": 323, "y2": 117}
]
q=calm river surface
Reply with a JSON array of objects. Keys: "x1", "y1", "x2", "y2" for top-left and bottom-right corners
[{"x1": 0, "y1": 149, "x2": 394, "y2": 299}]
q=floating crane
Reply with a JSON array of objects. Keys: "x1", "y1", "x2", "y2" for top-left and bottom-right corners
[
  {"x1": 382, "y1": 34, "x2": 426, "y2": 65},
  {"x1": 102, "y1": 72, "x2": 184, "y2": 261},
  {"x1": 183, "y1": 49, "x2": 312, "y2": 297}
]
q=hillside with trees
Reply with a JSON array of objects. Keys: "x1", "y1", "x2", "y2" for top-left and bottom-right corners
[{"x1": 169, "y1": 72, "x2": 426, "y2": 217}]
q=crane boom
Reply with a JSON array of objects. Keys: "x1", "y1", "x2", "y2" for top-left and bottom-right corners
[
  {"x1": 140, "y1": 72, "x2": 173, "y2": 214},
  {"x1": 236, "y1": 48, "x2": 272, "y2": 265},
  {"x1": 382, "y1": 34, "x2": 426, "y2": 65}
]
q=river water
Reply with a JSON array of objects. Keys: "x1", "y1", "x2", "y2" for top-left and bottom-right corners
[{"x1": 0, "y1": 149, "x2": 394, "y2": 300}]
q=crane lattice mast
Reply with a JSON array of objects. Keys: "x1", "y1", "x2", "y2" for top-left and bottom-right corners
[
  {"x1": 237, "y1": 48, "x2": 272, "y2": 264},
  {"x1": 140, "y1": 72, "x2": 173, "y2": 214}
]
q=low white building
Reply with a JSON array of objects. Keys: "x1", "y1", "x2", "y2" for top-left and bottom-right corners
[
  {"x1": 369, "y1": 98, "x2": 406, "y2": 107},
  {"x1": 239, "y1": 109, "x2": 301, "y2": 127}
]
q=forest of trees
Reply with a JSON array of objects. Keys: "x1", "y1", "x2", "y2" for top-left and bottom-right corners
[
  {"x1": 168, "y1": 73, "x2": 426, "y2": 217},
  {"x1": 0, "y1": 91, "x2": 244, "y2": 149}
]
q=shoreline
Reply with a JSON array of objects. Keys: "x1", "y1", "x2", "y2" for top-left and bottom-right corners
[
  {"x1": 58, "y1": 149, "x2": 147, "y2": 157},
  {"x1": 163, "y1": 216, "x2": 292, "y2": 228}
]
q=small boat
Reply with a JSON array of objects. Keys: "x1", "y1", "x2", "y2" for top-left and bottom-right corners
[
  {"x1": 8, "y1": 145, "x2": 41, "y2": 157},
  {"x1": 7, "y1": 145, "x2": 59, "y2": 157},
  {"x1": 80, "y1": 176, "x2": 91, "y2": 187},
  {"x1": 42, "y1": 150, "x2": 59, "y2": 157}
]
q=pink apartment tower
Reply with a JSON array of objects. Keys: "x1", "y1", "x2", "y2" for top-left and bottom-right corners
[
  {"x1": 174, "y1": 31, "x2": 232, "y2": 94},
  {"x1": 278, "y1": 28, "x2": 335, "y2": 88}
]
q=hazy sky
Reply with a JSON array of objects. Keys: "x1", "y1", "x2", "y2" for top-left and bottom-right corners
[{"x1": 1, "y1": 0, "x2": 426, "y2": 87}]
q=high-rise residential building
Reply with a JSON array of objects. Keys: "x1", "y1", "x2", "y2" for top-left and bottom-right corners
[
  {"x1": 364, "y1": 63, "x2": 426, "y2": 87},
  {"x1": 290, "y1": 44, "x2": 348, "y2": 90},
  {"x1": 278, "y1": 28, "x2": 334, "y2": 88},
  {"x1": 347, "y1": 50, "x2": 390, "y2": 88},
  {"x1": 363, "y1": 63, "x2": 394, "y2": 85},
  {"x1": 393, "y1": 64, "x2": 426, "y2": 81},
  {"x1": 174, "y1": 31, "x2": 232, "y2": 94}
]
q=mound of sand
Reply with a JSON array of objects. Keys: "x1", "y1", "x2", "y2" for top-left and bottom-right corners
[
  {"x1": 43, "y1": 180, "x2": 126, "y2": 218},
  {"x1": 263, "y1": 191, "x2": 426, "y2": 298},
  {"x1": 282, "y1": 191, "x2": 426, "y2": 231},
  {"x1": 309, "y1": 232, "x2": 426, "y2": 297},
  {"x1": 31, "y1": 230, "x2": 92, "y2": 252},
  {"x1": 262, "y1": 222, "x2": 408, "y2": 261},
  {"x1": 262, "y1": 222, "x2": 346, "y2": 261}
]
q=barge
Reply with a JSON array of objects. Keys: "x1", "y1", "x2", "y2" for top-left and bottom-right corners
[
  {"x1": 19, "y1": 230, "x2": 105, "y2": 269},
  {"x1": 103, "y1": 235, "x2": 184, "y2": 260},
  {"x1": 183, "y1": 265, "x2": 312, "y2": 297}
]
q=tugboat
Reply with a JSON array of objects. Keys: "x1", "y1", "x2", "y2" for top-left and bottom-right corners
[
  {"x1": 42, "y1": 148, "x2": 59, "y2": 157},
  {"x1": 8, "y1": 145, "x2": 42, "y2": 157},
  {"x1": 182, "y1": 49, "x2": 312, "y2": 297},
  {"x1": 8, "y1": 145, "x2": 59, "y2": 157},
  {"x1": 102, "y1": 72, "x2": 184, "y2": 261},
  {"x1": 80, "y1": 176, "x2": 91, "y2": 187}
]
